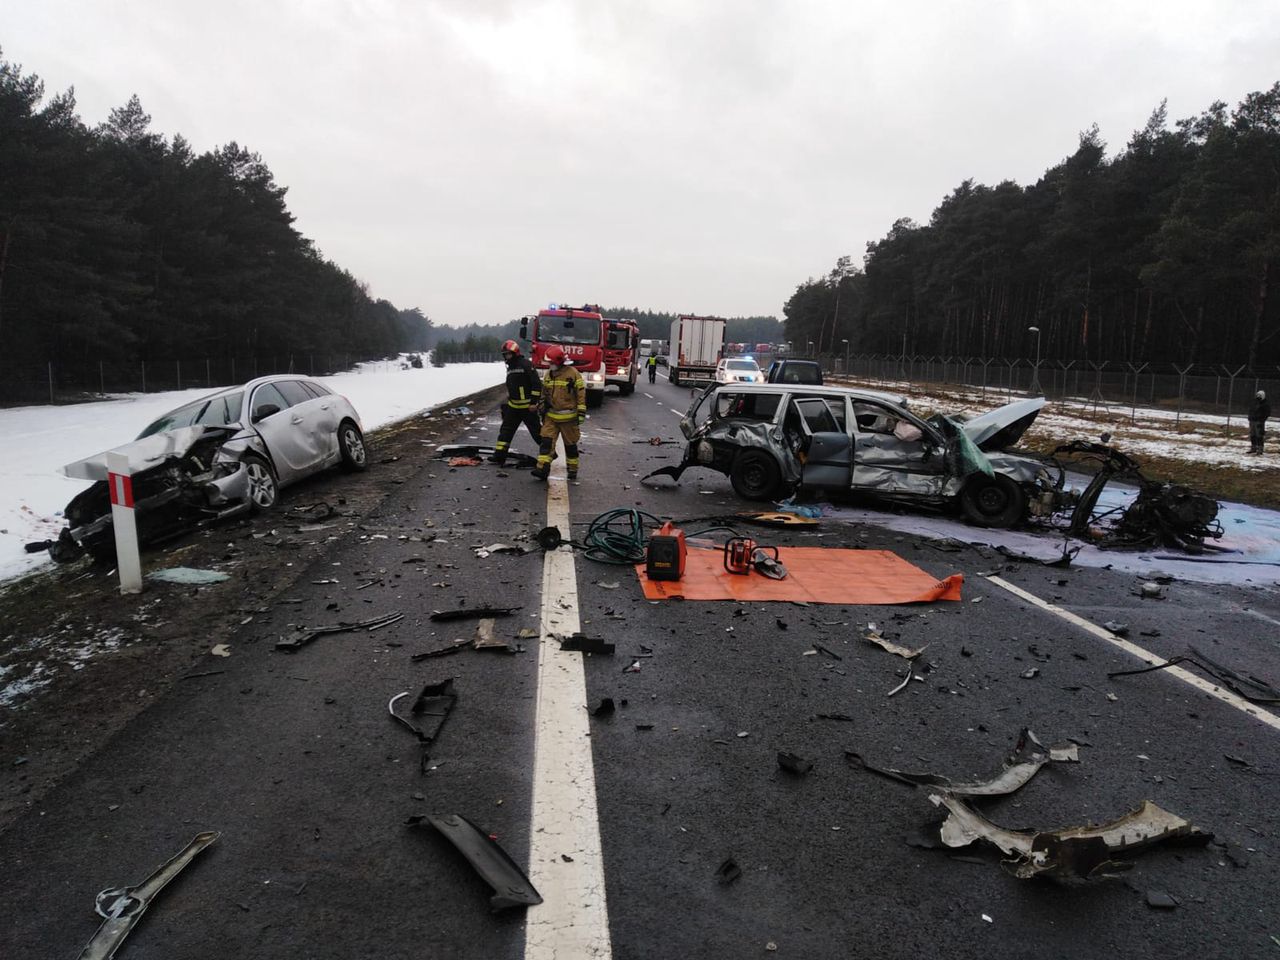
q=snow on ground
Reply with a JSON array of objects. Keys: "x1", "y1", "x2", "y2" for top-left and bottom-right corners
[{"x1": 0, "y1": 358, "x2": 504, "y2": 583}]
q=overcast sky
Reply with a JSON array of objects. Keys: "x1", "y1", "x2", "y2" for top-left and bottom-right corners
[{"x1": 3, "y1": 1, "x2": 1278, "y2": 326}]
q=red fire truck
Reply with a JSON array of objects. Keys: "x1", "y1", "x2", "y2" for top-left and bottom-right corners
[
  {"x1": 519, "y1": 304, "x2": 608, "y2": 407},
  {"x1": 603, "y1": 318, "x2": 640, "y2": 396}
]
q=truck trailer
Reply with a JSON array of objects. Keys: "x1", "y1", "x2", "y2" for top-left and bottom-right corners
[{"x1": 667, "y1": 315, "x2": 727, "y2": 386}]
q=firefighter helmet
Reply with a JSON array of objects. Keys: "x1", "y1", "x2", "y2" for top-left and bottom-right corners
[
  {"x1": 544, "y1": 345, "x2": 566, "y2": 366},
  {"x1": 501, "y1": 339, "x2": 521, "y2": 356}
]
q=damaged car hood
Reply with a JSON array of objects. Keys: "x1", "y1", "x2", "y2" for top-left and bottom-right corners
[
  {"x1": 62, "y1": 425, "x2": 239, "y2": 481},
  {"x1": 961, "y1": 397, "x2": 1044, "y2": 452}
]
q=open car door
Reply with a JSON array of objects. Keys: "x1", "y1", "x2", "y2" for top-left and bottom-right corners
[
  {"x1": 849, "y1": 398, "x2": 949, "y2": 497},
  {"x1": 785, "y1": 397, "x2": 853, "y2": 489}
]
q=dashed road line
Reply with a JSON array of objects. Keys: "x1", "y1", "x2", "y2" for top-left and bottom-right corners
[
  {"x1": 643, "y1": 392, "x2": 654, "y2": 399},
  {"x1": 525, "y1": 465, "x2": 612, "y2": 959},
  {"x1": 986, "y1": 575, "x2": 1280, "y2": 733}
]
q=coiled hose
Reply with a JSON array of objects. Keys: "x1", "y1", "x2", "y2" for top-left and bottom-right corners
[{"x1": 581, "y1": 508, "x2": 738, "y2": 565}]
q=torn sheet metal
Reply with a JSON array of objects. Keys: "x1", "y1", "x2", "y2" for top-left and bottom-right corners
[
  {"x1": 863, "y1": 624, "x2": 926, "y2": 660},
  {"x1": 389, "y1": 680, "x2": 457, "y2": 770},
  {"x1": 407, "y1": 814, "x2": 542, "y2": 911},
  {"x1": 928, "y1": 794, "x2": 1211, "y2": 881},
  {"x1": 848, "y1": 728, "x2": 1078, "y2": 796},
  {"x1": 77, "y1": 831, "x2": 219, "y2": 960},
  {"x1": 276, "y1": 612, "x2": 404, "y2": 651},
  {"x1": 559, "y1": 633, "x2": 615, "y2": 655}
]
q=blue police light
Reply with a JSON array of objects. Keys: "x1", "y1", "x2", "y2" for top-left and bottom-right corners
[{"x1": 549, "y1": 303, "x2": 559, "y2": 310}]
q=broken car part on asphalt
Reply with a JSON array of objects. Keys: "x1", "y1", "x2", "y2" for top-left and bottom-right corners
[
  {"x1": 406, "y1": 814, "x2": 542, "y2": 911},
  {"x1": 559, "y1": 633, "x2": 616, "y2": 655},
  {"x1": 428, "y1": 607, "x2": 520, "y2": 622},
  {"x1": 863, "y1": 623, "x2": 927, "y2": 660},
  {"x1": 435, "y1": 444, "x2": 537, "y2": 470},
  {"x1": 929, "y1": 794, "x2": 1212, "y2": 881},
  {"x1": 1109, "y1": 647, "x2": 1280, "y2": 704},
  {"x1": 76, "y1": 831, "x2": 220, "y2": 960},
  {"x1": 389, "y1": 680, "x2": 457, "y2": 771},
  {"x1": 275, "y1": 611, "x2": 404, "y2": 651}
]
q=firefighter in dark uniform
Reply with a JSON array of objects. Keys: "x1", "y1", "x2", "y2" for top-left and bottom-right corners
[
  {"x1": 531, "y1": 345, "x2": 586, "y2": 481},
  {"x1": 490, "y1": 339, "x2": 542, "y2": 466}
]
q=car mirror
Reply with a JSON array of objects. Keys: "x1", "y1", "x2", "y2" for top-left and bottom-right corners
[{"x1": 252, "y1": 403, "x2": 280, "y2": 423}]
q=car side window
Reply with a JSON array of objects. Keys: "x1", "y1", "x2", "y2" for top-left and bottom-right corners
[
  {"x1": 793, "y1": 398, "x2": 839, "y2": 434},
  {"x1": 275, "y1": 381, "x2": 313, "y2": 407},
  {"x1": 251, "y1": 383, "x2": 291, "y2": 420},
  {"x1": 852, "y1": 401, "x2": 898, "y2": 435},
  {"x1": 715, "y1": 392, "x2": 782, "y2": 421},
  {"x1": 194, "y1": 397, "x2": 231, "y2": 426},
  {"x1": 301, "y1": 381, "x2": 331, "y2": 399}
]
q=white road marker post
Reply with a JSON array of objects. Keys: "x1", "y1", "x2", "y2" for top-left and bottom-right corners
[{"x1": 105, "y1": 451, "x2": 143, "y2": 594}]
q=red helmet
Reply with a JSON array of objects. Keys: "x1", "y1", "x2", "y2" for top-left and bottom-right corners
[
  {"x1": 501, "y1": 339, "x2": 521, "y2": 356},
  {"x1": 544, "y1": 345, "x2": 566, "y2": 365}
]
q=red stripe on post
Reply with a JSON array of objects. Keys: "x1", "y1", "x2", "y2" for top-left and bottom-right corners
[{"x1": 108, "y1": 472, "x2": 134, "y2": 508}]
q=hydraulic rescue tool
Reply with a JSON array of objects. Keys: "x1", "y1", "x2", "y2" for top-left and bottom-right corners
[{"x1": 645, "y1": 521, "x2": 687, "y2": 581}]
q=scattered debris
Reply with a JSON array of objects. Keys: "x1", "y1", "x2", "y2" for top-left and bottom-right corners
[
  {"x1": 777, "y1": 752, "x2": 813, "y2": 776},
  {"x1": 1108, "y1": 648, "x2": 1280, "y2": 704},
  {"x1": 1020, "y1": 668, "x2": 1040, "y2": 680},
  {"x1": 1146, "y1": 890, "x2": 1180, "y2": 909},
  {"x1": 715, "y1": 857, "x2": 742, "y2": 885},
  {"x1": 429, "y1": 607, "x2": 520, "y2": 622},
  {"x1": 407, "y1": 814, "x2": 542, "y2": 910},
  {"x1": 147, "y1": 567, "x2": 231, "y2": 585},
  {"x1": 411, "y1": 641, "x2": 472, "y2": 661},
  {"x1": 473, "y1": 543, "x2": 526, "y2": 558},
  {"x1": 76, "y1": 831, "x2": 220, "y2": 960},
  {"x1": 864, "y1": 623, "x2": 926, "y2": 660},
  {"x1": 623, "y1": 660, "x2": 642, "y2": 673},
  {"x1": 559, "y1": 633, "x2": 616, "y2": 655},
  {"x1": 1103, "y1": 621, "x2": 1129, "y2": 637},
  {"x1": 887, "y1": 669, "x2": 915, "y2": 697},
  {"x1": 209, "y1": 644, "x2": 231, "y2": 658},
  {"x1": 276, "y1": 611, "x2": 405, "y2": 651},
  {"x1": 592, "y1": 698, "x2": 616, "y2": 718},
  {"x1": 1140, "y1": 582, "x2": 1163, "y2": 599},
  {"x1": 388, "y1": 680, "x2": 456, "y2": 772}
]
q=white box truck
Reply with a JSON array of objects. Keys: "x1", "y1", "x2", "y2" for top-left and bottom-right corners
[{"x1": 667, "y1": 315, "x2": 726, "y2": 386}]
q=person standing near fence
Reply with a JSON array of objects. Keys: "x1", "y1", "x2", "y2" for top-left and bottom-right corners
[{"x1": 1248, "y1": 390, "x2": 1270, "y2": 454}]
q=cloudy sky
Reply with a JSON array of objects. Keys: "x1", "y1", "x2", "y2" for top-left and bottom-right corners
[{"x1": 3, "y1": 1, "x2": 1278, "y2": 326}]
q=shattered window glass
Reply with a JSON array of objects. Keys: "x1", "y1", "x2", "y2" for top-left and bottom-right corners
[
  {"x1": 853, "y1": 401, "x2": 900, "y2": 435},
  {"x1": 714, "y1": 392, "x2": 782, "y2": 422},
  {"x1": 137, "y1": 401, "x2": 208, "y2": 438}
]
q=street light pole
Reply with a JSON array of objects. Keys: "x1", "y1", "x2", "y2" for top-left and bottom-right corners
[{"x1": 1028, "y1": 326, "x2": 1043, "y2": 395}]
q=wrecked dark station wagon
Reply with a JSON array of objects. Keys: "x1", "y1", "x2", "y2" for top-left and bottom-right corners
[{"x1": 666, "y1": 383, "x2": 1067, "y2": 527}]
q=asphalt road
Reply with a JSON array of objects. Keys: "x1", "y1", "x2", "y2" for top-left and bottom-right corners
[{"x1": 2, "y1": 372, "x2": 1279, "y2": 959}]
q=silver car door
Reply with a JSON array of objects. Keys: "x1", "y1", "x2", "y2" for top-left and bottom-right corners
[
  {"x1": 301, "y1": 381, "x2": 341, "y2": 461},
  {"x1": 850, "y1": 399, "x2": 948, "y2": 496},
  {"x1": 789, "y1": 397, "x2": 851, "y2": 490},
  {"x1": 249, "y1": 382, "x2": 316, "y2": 482},
  {"x1": 275, "y1": 380, "x2": 331, "y2": 467}
]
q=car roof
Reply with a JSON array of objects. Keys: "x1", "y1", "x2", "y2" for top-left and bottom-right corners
[{"x1": 708, "y1": 381, "x2": 907, "y2": 405}]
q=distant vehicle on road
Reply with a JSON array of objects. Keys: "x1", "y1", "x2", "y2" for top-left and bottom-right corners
[
  {"x1": 603, "y1": 318, "x2": 640, "y2": 396},
  {"x1": 521, "y1": 304, "x2": 609, "y2": 407},
  {"x1": 715, "y1": 357, "x2": 763, "y2": 384},
  {"x1": 50, "y1": 376, "x2": 367, "y2": 562},
  {"x1": 765, "y1": 358, "x2": 823, "y2": 384},
  {"x1": 667, "y1": 315, "x2": 727, "y2": 386}
]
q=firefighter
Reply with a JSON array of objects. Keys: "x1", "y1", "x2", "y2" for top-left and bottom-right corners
[
  {"x1": 647, "y1": 353, "x2": 658, "y2": 383},
  {"x1": 531, "y1": 345, "x2": 586, "y2": 481},
  {"x1": 491, "y1": 340, "x2": 543, "y2": 466}
]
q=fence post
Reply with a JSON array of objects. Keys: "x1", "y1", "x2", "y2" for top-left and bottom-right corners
[
  {"x1": 1126, "y1": 362, "x2": 1148, "y2": 424},
  {"x1": 1223, "y1": 364, "x2": 1245, "y2": 432},
  {"x1": 176, "y1": 359, "x2": 182, "y2": 391},
  {"x1": 99, "y1": 360, "x2": 105, "y2": 395},
  {"x1": 48, "y1": 362, "x2": 55, "y2": 404},
  {"x1": 1174, "y1": 363, "x2": 1194, "y2": 426},
  {"x1": 979, "y1": 358, "x2": 992, "y2": 399},
  {"x1": 206, "y1": 357, "x2": 211, "y2": 387},
  {"x1": 141, "y1": 360, "x2": 147, "y2": 393},
  {"x1": 231, "y1": 357, "x2": 237, "y2": 383}
]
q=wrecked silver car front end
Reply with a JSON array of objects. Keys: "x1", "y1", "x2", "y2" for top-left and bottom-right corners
[{"x1": 51, "y1": 426, "x2": 267, "y2": 563}]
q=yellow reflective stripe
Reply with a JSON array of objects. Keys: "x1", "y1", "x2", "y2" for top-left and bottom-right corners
[
  {"x1": 547, "y1": 410, "x2": 578, "y2": 421},
  {"x1": 508, "y1": 400, "x2": 531, "y2": 409}
]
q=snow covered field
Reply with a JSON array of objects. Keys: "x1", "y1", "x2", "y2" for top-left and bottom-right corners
[{"x1": 0, "y1": 359, "x2": 504, "y2": 582}]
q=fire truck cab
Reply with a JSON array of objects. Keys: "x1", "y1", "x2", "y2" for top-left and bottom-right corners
[
  {"x1": 520, "y1": 304, "x2": 608, "y2": 407},
  {"x1": 603, "y1": 318, "x2": 640, "y2": 396}
]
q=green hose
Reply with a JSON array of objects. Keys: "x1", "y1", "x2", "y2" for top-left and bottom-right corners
[{"x1": 581, "y1": 508, "x2": 739, "y2": 565}]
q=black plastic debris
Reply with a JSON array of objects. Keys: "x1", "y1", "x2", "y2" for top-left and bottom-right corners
[
  {"x1": 996, "y1": 543, "x2": 1079, "y2": 568},
  {"x1": 1146, "y1": 890, "x2": 1179, "y2": 909},
  {"x1": 777, "y1": 752, "x2": 813, "y2": 776},
  {"x1": 429, "y1": 607, "x2": 520, "y2": 622},
  {"x1": 592, "y1": 698, "x2": 616, "y2": 718},
  {"x1": 1108, "y1": 647, "x2": 1280, "y2": 704},
  {"x1": 435, "y1": 444, "x2": 537, "y2": 469},
  {"x1": 1103, "y1": 621, "x2": 1129, "y2": 637},
  {"x1": 715, "y1": 857, "x2": 742, "y2": 885},
  {"x1": 389, "y1": 680, "x2": 457, "y2": 771},
  {"x1": 817, "y1": 713, "x2": 856, "y2": 722},
  {"x1": 407, "y1": 814, "x2": 542, "y2": 911},
  {"x1": 276, "y1": 612, "x2": 404, "y2": 651},
  {"x1": 560, "y1": 633, "x2": 615, "y2": 655},
  {"x1": 411, "y1": 642, "x2": 472, "y2": 662}
]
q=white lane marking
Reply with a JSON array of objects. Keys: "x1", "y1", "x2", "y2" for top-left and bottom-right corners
[
  {"x1": 643, "y1": 392, "x2": 654, "y2": 399},
  {"x1": 526, "y1": 467, "x2": 612, "y2": 959},
  {"x1": 669, "y1": 407, "x2": 684, "y2": 416},
  {"x1": 986, "y1": 575, "x2": 1280, "y2": 734}
]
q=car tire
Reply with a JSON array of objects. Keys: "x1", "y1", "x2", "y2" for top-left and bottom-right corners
[
  {"x1": 586, "y1": 390, "x2": 604, "y2": 409},
  {"x1": 730, "y1": 450, "x2": 782, "y2": 501},
  {"x1": 338, "y1": 420, "x2": 368, "y2": 471},
  {"x1": 244, "y1": 455, "x2": 279, "y2": 513},
  {"x1": 960, "y1": 474, "x2": 1026, "y2": 528},
  {"x1": 619, "y1": 381, "x2": 635, "y2": 396},
  {"x1": 670, "y1": 369, "x2": 680, "y2": 386}
]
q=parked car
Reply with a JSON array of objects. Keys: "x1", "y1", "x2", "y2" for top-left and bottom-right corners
[
  {"x1": 764, "y1": 359, "x2": 823, "y2": 384},
  {"x1": 661, "y1": 383, "x2": 1064, "y2": 528},
  {"x1": 715, "y1": 357, "x2": 763, "y2": 384},
  {"x1": 50, "y1": 376, "x2": 368, "y2": 562}
]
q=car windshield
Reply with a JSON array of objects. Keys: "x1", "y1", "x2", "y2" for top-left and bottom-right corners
[
  {"x1": 606, "y1": 327, "x2": 631, "y2": 349},
  {"x1": 136, "y1": 393, "x2": 242, "y2": 439},
  {"x1": 726, "y1": 360, "x2": 759, "y2": 370},
  {"x1": 539, "y1": 315, "x2": 601, "y2": 345}
]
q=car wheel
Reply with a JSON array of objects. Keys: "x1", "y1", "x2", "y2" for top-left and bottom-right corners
[
  {"x1": 619, "y1": 382, "x2": 635, "y2": 396},
  {"x1": 960, "y1": 474, "x2": 1027, "y2": 528},
  {"x1": 339, "y1": 420, "x2": 368, "y2": 471},
  {"x1": 586, "y1": 391, "x2": 604, "y2": 409},
  {"x1": 730, "y1": 450, "x2": 782, "y2": 501},
  {"x1": 670, "y1": 370, "x2": 680, "y2": 386},
  {"x1": 244, "y1": 455, "x2": 279, "y2": 513}
]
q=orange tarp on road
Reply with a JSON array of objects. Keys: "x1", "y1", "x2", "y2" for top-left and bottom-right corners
[{"x1": 636, "y1": 546, "x2": 963, "y2": 605}]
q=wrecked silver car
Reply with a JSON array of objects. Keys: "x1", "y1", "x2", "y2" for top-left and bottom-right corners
[
  {"x1": 653, "y1": 383, "x2": 1067, "y2": 528},
  {"x1": 48, "y1": 376, "x2": 367, "y2": 562}
]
